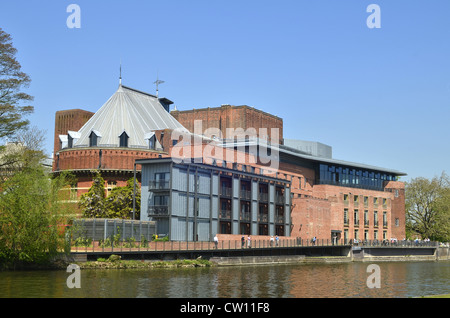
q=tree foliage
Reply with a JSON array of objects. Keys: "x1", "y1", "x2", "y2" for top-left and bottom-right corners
[
  {"x1": 0, "y1": 28, "x2": 34, "y2": 141},
  {"x1": 0, "y1": 164, "x2": 74, "y2": 268},
  {"x1": 78, "y1": 171, "x2": 106, "y2": 218},
  {"x1": 405, "y1": 172, "x2": 450, "y2": 241},
  {"x1": 106, "y1": 178, "x2": 140, "y2": 219},
  {"x1": 79, "y1": 172, "x2": 140, "y2": 220}
]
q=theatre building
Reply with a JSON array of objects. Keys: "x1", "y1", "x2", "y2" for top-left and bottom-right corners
[
  {"x1": 52, "y1": 83, "x2": 187, "y2": 200},
  {"x1": 53, "y1": 81, "x2": 406, "y2": 242},
  {"x1": 138, "y1": 132, "x2": 406, "y2": 243}
]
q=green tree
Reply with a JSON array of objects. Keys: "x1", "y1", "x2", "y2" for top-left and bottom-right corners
[
  {"x1": 105, "y1": 178, "x2": 140, "y2": 219},
  {"x1": 405, "y1": 172, "x2": 450, "y2": 241},
  {"x1": 78, "y1": 171, "x2": 107, "y2": 218},
  {"x1": 0, "y1": 165, "x2": 73, "y2": 268},
  {"x1": 0, "y1": 28, "x2": 34, "y2": 142}
]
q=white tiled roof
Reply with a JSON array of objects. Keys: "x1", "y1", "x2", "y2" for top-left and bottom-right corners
[{"x1": 73, "y1": 84, "x2": 187, "y2": 148}]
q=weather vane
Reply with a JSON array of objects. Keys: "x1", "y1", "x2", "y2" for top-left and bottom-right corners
[{"x1": 153, "y1": 73, "x2": 164, "y2": 97}]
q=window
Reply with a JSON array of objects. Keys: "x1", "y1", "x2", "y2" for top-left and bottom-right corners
[
  {"x1": 149, "y1": 135, "x2": 156, "y2": 149},
  {"x1": 395, "y1": 218, "x2": 400, "y2": 227},
  {"x1": 107, "y1": 180, "x2": 117, "y2": 196},
  {"x1": 364, "y1": 210, "x2": 369, "y2": 226},
  {"x1": 354, "y1": 209, "x2": 359, "y2": 226},
  {"x1": 154, "y1": 195, "x2": 168, "y2": 206},
  {"x1": 374, "y1": 211, "x2": 378, "y2": 227},
  {"x1": 374, "y1": 197, "x2": 379, "y2": 206},
  {"x1": 89, "y1": 131, "x2": 99, "y2": 147},
  {"x1": 119, "y1": 131, "x2": 129, "y2": 148},
  {"x1": 344, "y1": 208, "x2": 349, "y2": 226}
]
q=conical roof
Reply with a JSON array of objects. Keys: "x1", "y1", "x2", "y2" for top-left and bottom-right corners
[{"x1": 73, "y1": 84, "x2": 187, "y2": 148}]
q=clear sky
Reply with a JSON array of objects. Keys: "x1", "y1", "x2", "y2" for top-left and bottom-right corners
[{"x1": 1, "y1": 0, "x2": 449, "y2": 182}]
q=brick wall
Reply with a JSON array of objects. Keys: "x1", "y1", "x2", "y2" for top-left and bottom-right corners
[
  {"x1": 55, "y1": 148, "x2": 166, "y2": 172},
  {"x1": 171, "y1": 105, "x2": 283, "y2": 144},
  {"x1": 384, "y1": 181, "x2": 406, "y2": 240},
  {"x1": 53, "y1": 109, "x2": 94, "y2": 153}
]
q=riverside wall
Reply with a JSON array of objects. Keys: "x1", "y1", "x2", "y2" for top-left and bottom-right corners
[{"x1": 70, "y1": 241, "x2": 450, "y2": 266}]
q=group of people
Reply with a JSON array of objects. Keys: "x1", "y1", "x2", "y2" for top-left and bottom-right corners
[{"x1": 212, "y1": 234, "x2": 281, "y2": 249}]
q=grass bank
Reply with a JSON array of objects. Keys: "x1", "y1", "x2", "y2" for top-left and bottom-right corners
[
  {"x1": 77, "y1": 255, "x2": 213, "y2": 269},
  {"x1": 418, "y1": 294, "x2": 450, "y2": 298}
]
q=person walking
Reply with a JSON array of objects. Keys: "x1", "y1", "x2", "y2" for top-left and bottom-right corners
[
  {"x1": 213, "y1": 234, "x2": 218, "y2": 249},
  {"x1": 247, "y1": 235, "x2": 251, "y2": 248},
  {"x1": 241, "y1": 236, "x2": 245, "y2": 248}
]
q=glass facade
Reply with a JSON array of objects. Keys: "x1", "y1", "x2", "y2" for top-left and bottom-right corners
[{"x1": 318, "y1": 164, "x2": 397, "y2": 191}]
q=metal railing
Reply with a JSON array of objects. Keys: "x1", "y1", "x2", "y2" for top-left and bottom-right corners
[
  {"x1": 71, "y1": 237, "x2": 441, "y2": 254},
  {"x1": 148, "y1": 205, "x2": 169, "y2": 217},
  {"x1": 148, "y1": 180, "x2": 170, "y2": 190}
]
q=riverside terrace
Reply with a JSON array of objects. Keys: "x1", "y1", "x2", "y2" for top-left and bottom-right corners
[{"x1": 69, "y1": 238, "x2": 442, "y2": 263}]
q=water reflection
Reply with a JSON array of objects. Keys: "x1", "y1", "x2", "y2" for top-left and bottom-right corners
[{"x1": 0, "y1": 261, "x2": 449, "y2": 298}]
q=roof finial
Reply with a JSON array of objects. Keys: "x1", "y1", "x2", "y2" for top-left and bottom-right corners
[
  {"x1": 119, "y1": 59, "x2": 122, "y2": 86},
  {"x1": 153, "y1": 71, "x2": 164, "y2": 97}
]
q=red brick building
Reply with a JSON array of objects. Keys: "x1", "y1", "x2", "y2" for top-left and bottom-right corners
[
  {"x1": 52, "y1": 84, "x2": 186, "y2": 199},
  {"x1": 53, "y1": 82, "x2": 406, "y2": 241},
  {"x1": 171, "y1": 105, "x2": 283, "y2": 144}
]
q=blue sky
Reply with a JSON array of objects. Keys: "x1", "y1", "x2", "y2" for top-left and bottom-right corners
[{"x1": 1, "y1": 0, "x2": 449, "y2": 182}]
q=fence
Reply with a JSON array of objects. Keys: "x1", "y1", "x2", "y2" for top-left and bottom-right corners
[
  {"x1": 71, "y1": 218, "x2": 156, "y2": 244},
  {"x1": 70, "y1": 235, "x2": 441, "y2": 254}
]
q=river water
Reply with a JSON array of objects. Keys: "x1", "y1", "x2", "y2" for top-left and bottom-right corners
[{"x1": 0, "y1": 261, "x2": 449, "y2": 298}]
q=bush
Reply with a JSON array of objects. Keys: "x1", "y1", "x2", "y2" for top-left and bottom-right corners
[{"x1": 107, "y1": 254, "x2": 121, "y2": 262}]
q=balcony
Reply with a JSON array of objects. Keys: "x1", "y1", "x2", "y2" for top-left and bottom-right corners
[
  {"x1": 258, "y1": 213, "x2": 268, "y2": 223},
  {"x1": 148, "y1": 205, "x2": 169, "y2": 217},
  {"x1": 219, "y1": 210, "x2": 231, "y2": 220},
  {"x1": 148, "y1": 180, "x2": 170, "y2": 191},
  {"x1": 220, "y1": 187, "x2": 232, "y2": 197},
  {"x1": 259, "y1": 192, "x2": 268, "y2": 202},
  {"x1": 275, "y1": 195, "x2": 284, "y2": 205},
  {"x1": 240, "y1": 211, "x2": 251, "y2": 222},
  {"x1": 240, "y1": 190, "x2": 251, "y2": 200},
  {"x1": 275, "y1": 214, "x2": 284, "y2": 224}
]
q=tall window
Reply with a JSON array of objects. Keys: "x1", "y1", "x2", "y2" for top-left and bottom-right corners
[
  {"x1": 119, "y1": 131, "x2": 129, "y2": 148},
  {"x1": 149, "y1": 135, "x2": 156, "y2": 150},
  {"x1": 354, "y1": 209, "x2": 359, "y2": 226},
  {"x1": 89, "y1": 131, "x2": 99, "y2": 147},
  {"x1": 154, "y1": 195, "x2": 168, "y2": 206},
  {"x1": 68, "y1": 135, "x2": 74, "y2": 148}
]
